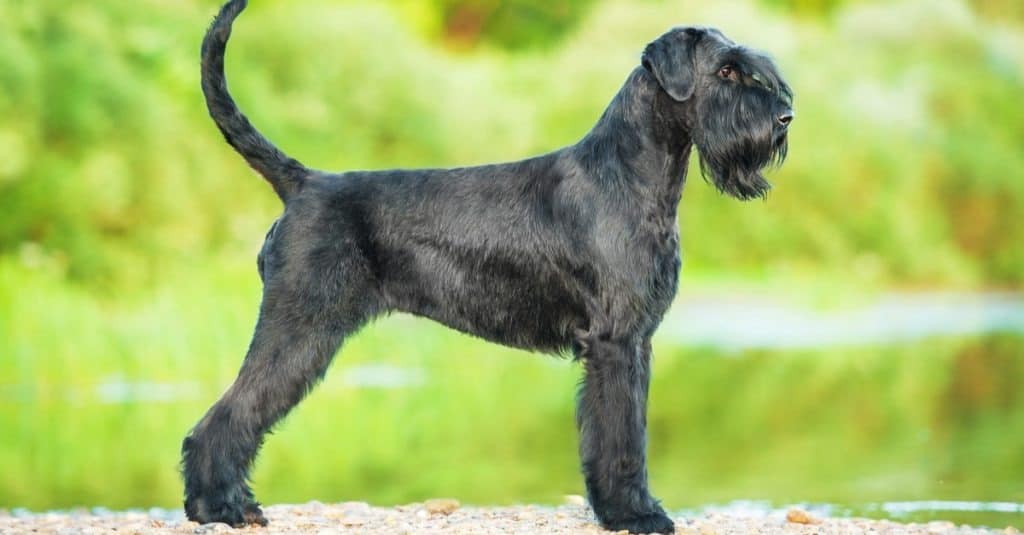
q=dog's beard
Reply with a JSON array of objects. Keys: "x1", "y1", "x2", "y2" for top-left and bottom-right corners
[{"x1": 694, "y1": 95, "x2": 788, "y2": 201}]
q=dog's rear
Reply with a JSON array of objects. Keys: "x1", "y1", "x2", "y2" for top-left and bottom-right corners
[{"x1": 201, "y1": 0, "x2": 309, "y2": 201}]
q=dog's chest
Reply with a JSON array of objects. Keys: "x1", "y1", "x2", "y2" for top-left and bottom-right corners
[
  {"x1": 644, "y1": 219, "x2": 681, "y2": 317},
  {"x1": 617, "y1": 208, "x2": 681, "y2": 328}
]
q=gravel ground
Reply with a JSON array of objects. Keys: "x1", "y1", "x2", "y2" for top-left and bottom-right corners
[{"x1": 1, "y1": 499, "x2": 1019, "y2": 535}]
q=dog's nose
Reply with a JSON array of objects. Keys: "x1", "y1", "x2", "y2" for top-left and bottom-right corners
[{"x1": 777, "y1": 111, "x2": 794, "y2": 126}]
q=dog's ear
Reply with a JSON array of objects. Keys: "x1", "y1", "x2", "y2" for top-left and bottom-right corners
[{"x1": 642, "y1": 28, "x2": 700, "y2": 102}]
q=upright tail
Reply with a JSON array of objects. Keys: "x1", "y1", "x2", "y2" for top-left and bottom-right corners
[{"x1": 201, "y1": 0, "x2": 308, "y2": 202}]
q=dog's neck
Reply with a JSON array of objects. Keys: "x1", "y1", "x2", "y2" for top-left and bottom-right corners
[{"x1": 573, "y1": 67, "x2": 693, "y2": 207}]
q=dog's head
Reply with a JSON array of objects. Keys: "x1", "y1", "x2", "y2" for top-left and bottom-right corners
[{"x1": 642, "y1": 27, "x2": 793, "y2": 200}]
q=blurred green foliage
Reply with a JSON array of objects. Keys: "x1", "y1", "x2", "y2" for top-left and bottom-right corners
[
  {"x1": 0, "y1": 0, "x2": 1021, "y2": 289},
  {"x1": 392, "y1": 0, "x2": 596, "y2": 49},
  {"x1": 764, "y1": 0, "x2": 1024, "y2": 20}
]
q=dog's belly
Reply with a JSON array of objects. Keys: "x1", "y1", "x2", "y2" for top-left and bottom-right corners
[{"x1": 380, "y1": 245, "x2": 587, "y2": 352}]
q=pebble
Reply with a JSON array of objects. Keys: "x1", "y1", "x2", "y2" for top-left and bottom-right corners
[
  {"x1": 423, "y1": 498, "x2": 460, "y2": 515},
  {"x1": 786, "y1": 508, "x2": 821, "y2": 525},
  {"x1": 565, "y1": 495, "x2": 587, "y2": 507}
]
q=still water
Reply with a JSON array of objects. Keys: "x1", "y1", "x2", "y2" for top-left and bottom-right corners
[{"x1": 660, "y1": 292, "x2": 1024, "y2": 349}]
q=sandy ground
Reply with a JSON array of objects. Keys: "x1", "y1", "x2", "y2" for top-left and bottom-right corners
[{"x1": 1, "y1": 499, "x2": 1019, "y2": 535}]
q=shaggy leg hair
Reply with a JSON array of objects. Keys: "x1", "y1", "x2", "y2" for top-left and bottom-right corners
[{"x1": 182, "y1": 2, "x2": 793, "y2": 534}]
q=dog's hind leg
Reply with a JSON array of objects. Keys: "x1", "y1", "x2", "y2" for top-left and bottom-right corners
[
  {"x1": 577, "y1": 335, "x2": 674, "y2": 534},
  {"x1": 181, "y1": 268, "x2": 375, "y2": 527}
]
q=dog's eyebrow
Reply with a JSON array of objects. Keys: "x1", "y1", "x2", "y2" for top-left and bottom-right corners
[
  {"x1": 751, "y1": 72, "x2": 770, "y2": 88},
  {"x1": 705, "y1": 53, "x2": 738, "y2": 77},
  {"x1": 725, "y1": 49, "x2": 793, "y2": 102}
]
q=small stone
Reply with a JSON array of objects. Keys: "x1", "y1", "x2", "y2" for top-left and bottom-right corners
[
  {"x1": 927, "y1": 521, "x2": 956, "y2": 533},
  {"x1": 424, "y1": 498, "x2": 460, "y2": 515},
  {"x1": 786, "y1": 508, "x2": 820, "y2": 525},
  {"x1": 339, "y1": 516, "x2": 366, "y2": 526},
  {"x1": 564, "y1": 495, "x2": 587, "y2": 507}
]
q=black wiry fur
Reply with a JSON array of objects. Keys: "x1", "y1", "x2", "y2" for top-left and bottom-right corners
[{"x1": 182, "y1": 2, "x2": 793, "y2": 533}]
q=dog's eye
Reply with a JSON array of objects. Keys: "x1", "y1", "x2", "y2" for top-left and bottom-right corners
[{"x1": 718, "y1": 65, "x2": 738, "y2": 81}]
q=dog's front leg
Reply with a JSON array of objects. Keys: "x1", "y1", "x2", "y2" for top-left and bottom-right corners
[{"x1": 577, "y1": 335, "x2": 674, "y2": 534}]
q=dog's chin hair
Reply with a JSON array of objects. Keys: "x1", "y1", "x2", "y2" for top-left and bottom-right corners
[
  {"x1": 695, "y1": 137, "x2": 787, "y2": 201},
  {"x1": 699, "y1": 161, "x2": 772, "y2": 200}
]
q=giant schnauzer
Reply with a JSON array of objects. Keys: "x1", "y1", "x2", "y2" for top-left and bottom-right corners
[{"x1": 182, "y1": 1, "x2": 793, "y2": 533}]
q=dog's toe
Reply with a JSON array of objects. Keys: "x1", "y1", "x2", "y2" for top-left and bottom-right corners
[
  {"x1": 187, "y1": 496, "x2": 267, "y2": 528},
  {"x1": 601, "y1": 511, "x2": 676, "y2": 534},
  {"x1": 243, "y1": 503, "x2": 268, "y2": 527}
]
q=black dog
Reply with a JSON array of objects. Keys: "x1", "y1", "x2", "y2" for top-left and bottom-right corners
[{"x1": 182, "y1": 1, "x2": 793, "y2": 533}]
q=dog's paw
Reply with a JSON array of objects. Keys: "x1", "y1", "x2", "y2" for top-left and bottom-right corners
[
  {"x1": 186, "y1": 497, "x2": 268, "y2": 528},
  {"x1": 601, "y1": 510, "x2": 676, "y2": 534},
  {"x1": 243, "y1": 503, "x2": 268, "y2": 527}
]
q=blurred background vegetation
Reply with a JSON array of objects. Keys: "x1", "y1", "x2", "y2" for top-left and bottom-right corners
[{"x1": 0, "y1": 0, "x2": 1022, "y2": 528}]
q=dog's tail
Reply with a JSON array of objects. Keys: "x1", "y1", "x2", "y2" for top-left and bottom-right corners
[{"x1": 202, "y1": 0, "x2": 308, "y2": 202}]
